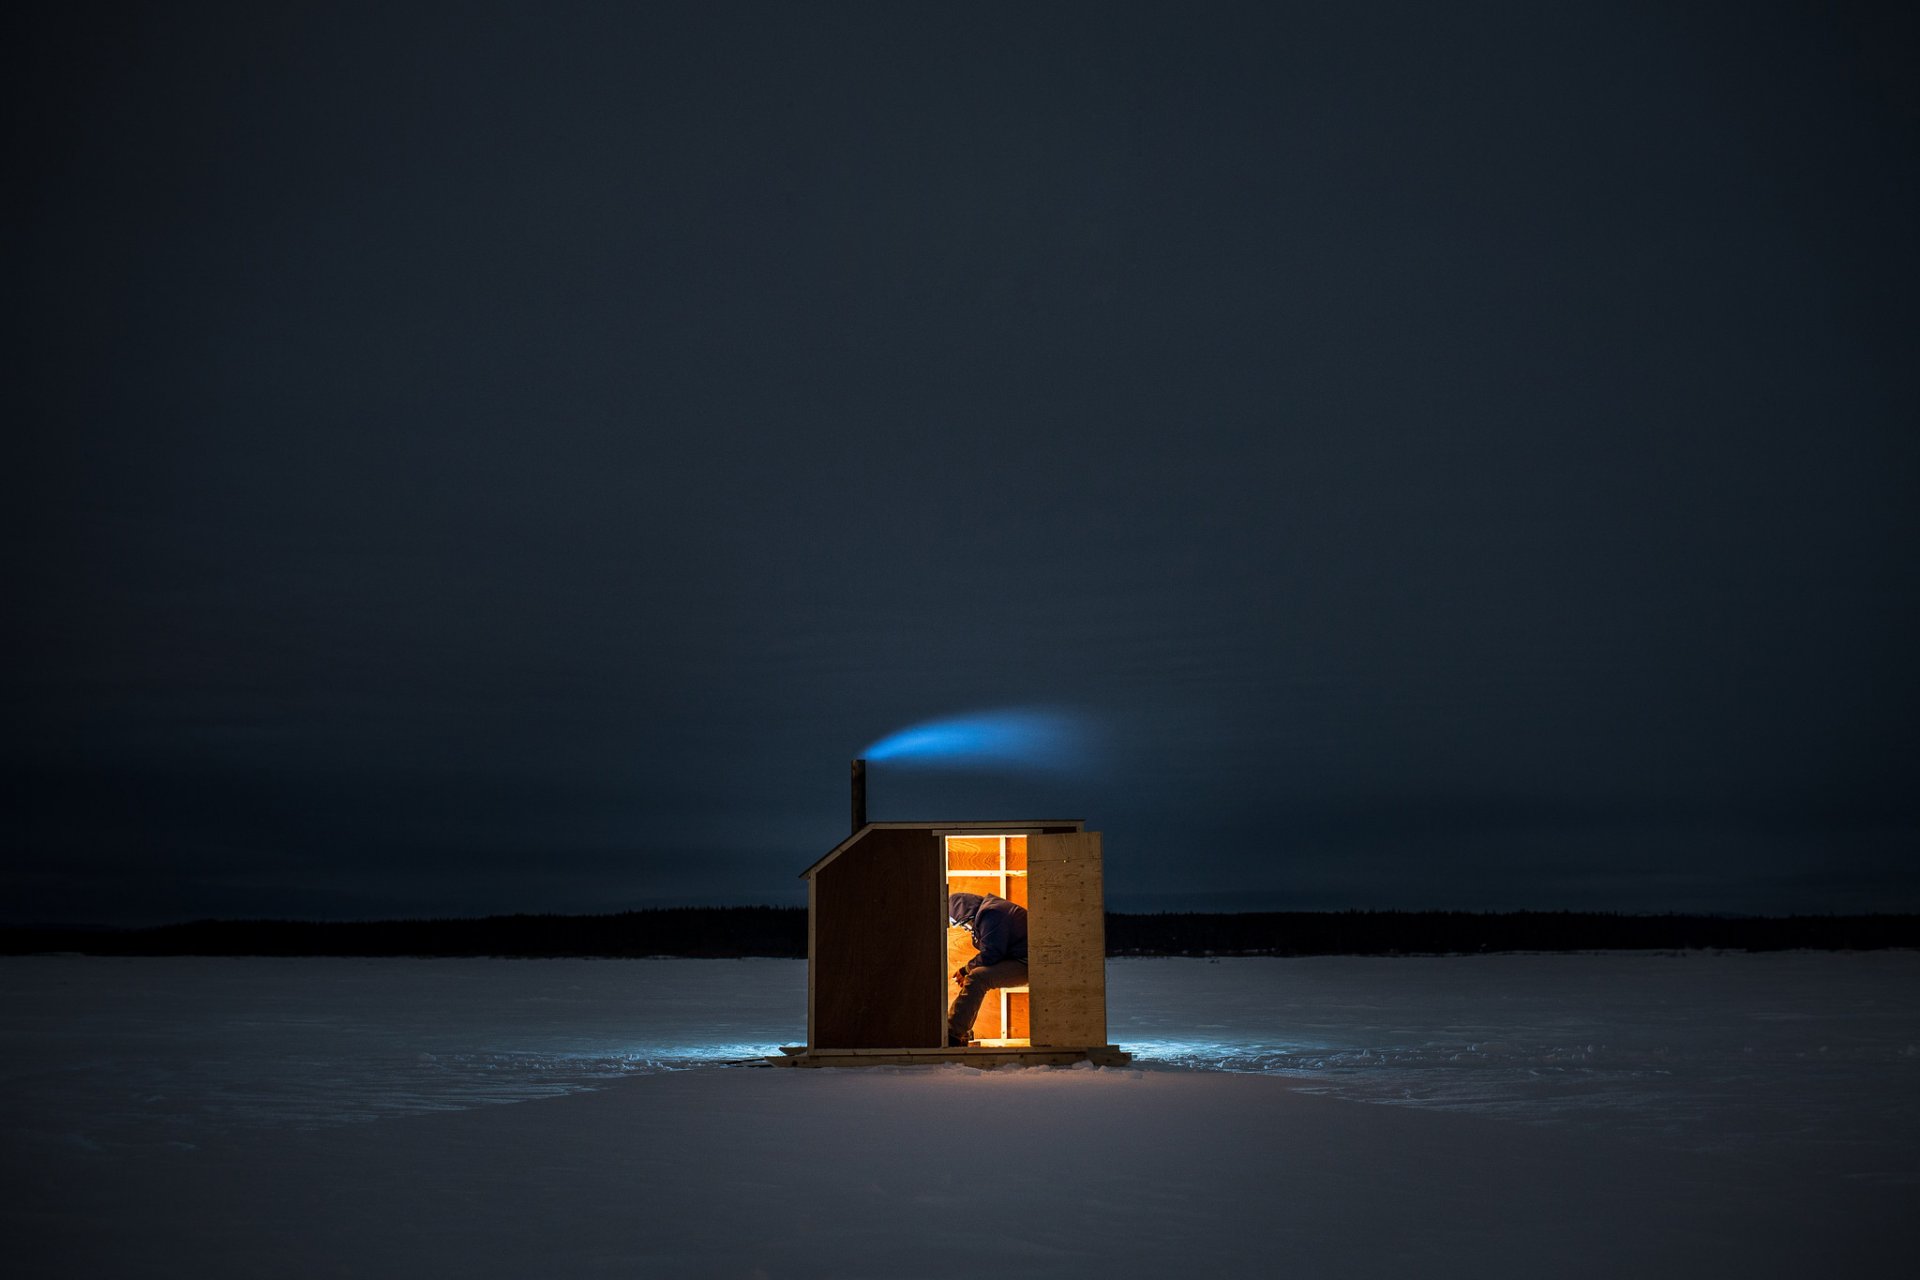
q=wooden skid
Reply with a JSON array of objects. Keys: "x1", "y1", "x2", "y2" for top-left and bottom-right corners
[{"x1": 769, "y1": 1045, "x2": 1131, "y2": 1070}]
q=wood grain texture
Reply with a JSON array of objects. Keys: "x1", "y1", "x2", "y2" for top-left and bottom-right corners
[
  {"x1": 773, "y1": 1044, "x2": 1131, "y2": 1069},
  {"x1": 1027, "y1": 831, "x2": 1108, "y2": 1048},
  {"x1": 800, "y1": 821, "x2": 1081, "y2": 880},
  {"x1": 1008, "y1": 990, "x2": 1030, "y2": 1039},
  {"x1": 812, "y1": 827, "x2": 940, "y2": 1048}
]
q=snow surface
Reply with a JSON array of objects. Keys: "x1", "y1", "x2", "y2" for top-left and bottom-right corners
[{"x1": 4, "y1": 954, "x2": 1915, "y2": 1277}]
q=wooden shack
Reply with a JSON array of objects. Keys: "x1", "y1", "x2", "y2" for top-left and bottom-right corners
[{"x1": 775, "y1": 762, "x2": 1127, "y2": 1068}]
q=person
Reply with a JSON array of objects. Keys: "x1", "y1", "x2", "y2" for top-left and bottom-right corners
[{"x1": 946, "y1": 890, "x2": 1028, "y2": 1047}]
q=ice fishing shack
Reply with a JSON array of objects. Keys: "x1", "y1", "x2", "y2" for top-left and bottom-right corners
[{"x1": 774, "y1": 760, "x2": 1128, "y2": 1068}]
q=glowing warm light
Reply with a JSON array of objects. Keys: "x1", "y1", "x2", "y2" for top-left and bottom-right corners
[
  {"x1": 945, "y1": 833, "x2": 1032, "y2": 1047},
  {"x1": 863, "y1": 707, "x2": 1089, "y2": 771}
]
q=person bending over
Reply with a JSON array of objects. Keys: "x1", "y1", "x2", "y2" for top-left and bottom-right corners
[{"x1": 947, "y1": 890, "x2": 1028, "y2": 1047}]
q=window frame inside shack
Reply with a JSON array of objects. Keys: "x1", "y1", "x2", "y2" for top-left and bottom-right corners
[{"x1": 938, "y1": 831, "x2": 1035, "y2": 1047}]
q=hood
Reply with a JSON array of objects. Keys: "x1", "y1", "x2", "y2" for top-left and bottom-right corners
[{"x1": 947, "y1": 892, "x2": 983, "y2": 927}]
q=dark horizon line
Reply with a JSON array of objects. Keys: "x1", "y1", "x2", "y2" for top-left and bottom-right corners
[
  {"x1": 4, "y1": 907, "x2": 1917, "y2": 960},
  {"x1": 5, "y1": 904, "x2": 1918, "y2": 932}
]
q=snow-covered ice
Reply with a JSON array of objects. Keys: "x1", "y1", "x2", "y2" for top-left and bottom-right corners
[
  {"x1": 4, "y1": 953, "x2": 1914, "y2": 1277},
  {"x1": 1115, "y1": 952, "x2": 1920, "y2": 1174}
]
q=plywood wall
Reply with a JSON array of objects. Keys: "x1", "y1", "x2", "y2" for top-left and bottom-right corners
[
  {"x1": 812, "y1": 827, "x2": 940, "y2": 1048},
  {"x1": 1027, "y1": 831, "x2": 1107, "y2": 1047}
]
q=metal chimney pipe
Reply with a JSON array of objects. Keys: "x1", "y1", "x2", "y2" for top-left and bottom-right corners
[{"x1": 850, "y1": 758, "x2": 868, "y2": 833}]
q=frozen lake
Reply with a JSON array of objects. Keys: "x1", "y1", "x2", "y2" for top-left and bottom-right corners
[{"x1": 5, "y1": 952, "x2": 1916, "y2": 1184}]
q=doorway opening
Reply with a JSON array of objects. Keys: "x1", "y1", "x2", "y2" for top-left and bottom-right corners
[{"x1": 943, "y1": 833, "x2": 1030, "y2": 1046}]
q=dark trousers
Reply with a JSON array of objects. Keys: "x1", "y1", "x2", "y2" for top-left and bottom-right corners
[{"x1": 947, "y1": 958, "x2": 1029, "y2": 1044}]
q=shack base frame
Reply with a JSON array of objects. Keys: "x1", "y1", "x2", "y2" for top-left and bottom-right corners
[{"x1": 769, "y1": 1044, "x2": 1131, "y2": 1070}]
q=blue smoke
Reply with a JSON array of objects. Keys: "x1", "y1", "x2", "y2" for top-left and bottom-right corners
[{"x1": 862, "y1": 708, "x2": 1089, "y2": 772}]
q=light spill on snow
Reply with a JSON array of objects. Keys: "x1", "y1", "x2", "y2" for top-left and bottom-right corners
[
  {"x1": 2, "y1": 952, "x2": 1916, "y2": 1182},
  {"x1": 0, "y1": 956, "x2": 800, "y2": 1145},
  {"x1": 1110, "y1": 952, "x2": 1920, "y2": 1172}
]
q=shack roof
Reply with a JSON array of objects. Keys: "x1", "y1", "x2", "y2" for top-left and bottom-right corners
[{"x1": 799, "y1": 819, "x2": 1086, "y2": 880}]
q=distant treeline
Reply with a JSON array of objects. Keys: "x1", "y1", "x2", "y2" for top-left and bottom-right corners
[
  {"x1": 1103, "y1": 911, "x2": 1920, "y2": 955},
  {"x1": 0, "y1": 908, "x2": 806, "y2": 959},
  {"x1": 3, "y1": 908, "x2": 1917, "y2": 958}
]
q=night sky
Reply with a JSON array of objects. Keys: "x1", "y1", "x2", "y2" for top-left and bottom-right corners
[{"x1": 7, "y1": 2, "x2": 1916, "y2": 924}]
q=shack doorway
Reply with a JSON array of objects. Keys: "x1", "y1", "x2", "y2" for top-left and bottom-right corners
[{"x1": 942, "y1": 833, "x2": 1031, "y2": 1046}]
